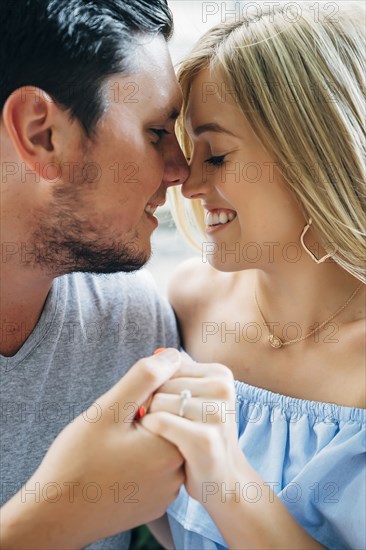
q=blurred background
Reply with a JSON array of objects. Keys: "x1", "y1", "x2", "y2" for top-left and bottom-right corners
[{"x1": 145, "y1": 1, "x2": 245, "y2": 295}]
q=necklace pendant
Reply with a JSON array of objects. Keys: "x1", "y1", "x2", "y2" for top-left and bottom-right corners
[{"x1": 269, "y1": 334, "x2": 283, "y2": 349}]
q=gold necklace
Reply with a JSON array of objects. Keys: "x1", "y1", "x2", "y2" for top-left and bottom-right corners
[{"x1": 254, "y1": 282, "x2": 363, "y2": 349}]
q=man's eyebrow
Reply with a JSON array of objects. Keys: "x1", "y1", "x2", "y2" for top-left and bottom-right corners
[
  {"x1": 153, "y1": 106, "x2": 180, "y2": 125},
  {"x1": 193, "y1": 122, "x2": 237, "y2": 137},
  {"x1": 168, "y1": 107, "x2": 180, "y2": 121},
  {"x1": 147, "y1": 106, "x2": 180, "y2": 129}
]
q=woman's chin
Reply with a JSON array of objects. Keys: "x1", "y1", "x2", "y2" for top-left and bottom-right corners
[{"x1": 208, "y1": 256, "x2": 245, "y2": 273}]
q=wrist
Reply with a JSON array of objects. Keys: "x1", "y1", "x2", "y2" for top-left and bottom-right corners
[
  {"x1": 201, "y1": 458, "x2": 324, "y2": 550},
  {"x1": 1, "y1": 482, "x2": 82, "y2": 549},
  {"x1": 201, "y1": 454, "x2": 270, "y2": 547}
]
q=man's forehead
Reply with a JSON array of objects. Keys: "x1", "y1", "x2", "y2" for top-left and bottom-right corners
[
  {"x1": 134, "y1": 65, "x2": 182, "y2": 113},
  {"x1": 124, "y1": 74, "x2": 182, "y2": 121},
  {"x1": 103, "y1": 35, "x2": 183, "y2": 119},
  {"x1": 104, "y1": 71, "x2": 182, "y2": 121}
]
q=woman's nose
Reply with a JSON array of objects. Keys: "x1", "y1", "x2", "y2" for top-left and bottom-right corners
[{"x1": 181, "y1": 158, "x2": 211, "y2": 199}]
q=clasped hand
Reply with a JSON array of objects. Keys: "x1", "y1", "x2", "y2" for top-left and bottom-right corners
[
  {"x1": 140, "y1": 352, "x2": 244, "y2": 505},
  {"x1": 0, "y1": 348, "x2": 244, "y2": 549}
]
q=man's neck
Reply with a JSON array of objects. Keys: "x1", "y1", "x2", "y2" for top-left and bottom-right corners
[{"x1": 0, "y1": 265, "x2": 54, "y2": 357}]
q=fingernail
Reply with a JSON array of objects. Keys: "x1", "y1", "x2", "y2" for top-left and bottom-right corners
[
  {"x1": 153, "y1": 348, "x2": 181, "y2": 365},
  {"x1": 153, "y1": 348, "x2": 166, "y2": 355},
  {"x1": 135, "y1": 405, "x2": 146, "y2": 420}
]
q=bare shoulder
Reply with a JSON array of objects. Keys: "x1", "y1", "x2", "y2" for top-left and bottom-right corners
[{"x1": 168, "y1": 257, "x2": 221, "y2": 318}]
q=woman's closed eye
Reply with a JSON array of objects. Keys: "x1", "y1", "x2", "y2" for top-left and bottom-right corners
[{"x1": 204, "y1": 155, "x2": 226, "y2": 166}]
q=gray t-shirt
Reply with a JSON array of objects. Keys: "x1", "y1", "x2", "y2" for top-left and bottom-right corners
[{"x1": 0, "y1": 270, "x2": 180, "y2": 549}]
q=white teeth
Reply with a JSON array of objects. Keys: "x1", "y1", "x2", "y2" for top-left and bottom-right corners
[
  {"x1": 145, "y1": 204, "x2": 157, "y2": 215},
  {"x1": 206, "y1": 210, "x2": 237, "y2": 226},
  {"x1": 219, "y1": 211, "x2": 228, "y2": 224}
]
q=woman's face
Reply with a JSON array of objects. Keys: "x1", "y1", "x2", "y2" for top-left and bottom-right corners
[{"x1": 182, "y1": 68, "x2": 306, "y2": 272}]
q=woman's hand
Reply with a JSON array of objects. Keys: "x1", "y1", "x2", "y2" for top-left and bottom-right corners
[
  {"x1": 141, "y1": 354, "x2": 325, "y2": 550},
  {"x1": 140, "y1": 353, "x2": 243, "y2": 505}
]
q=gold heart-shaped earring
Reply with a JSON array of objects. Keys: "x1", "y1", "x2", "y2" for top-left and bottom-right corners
[{"x1": 300, "y1": 218, "x2": 333, "y2": 264}]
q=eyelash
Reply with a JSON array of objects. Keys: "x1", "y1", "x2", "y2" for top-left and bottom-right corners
[
  {"x1": 151, "y1": 128, "x2": 169, "y2": 143},
  {"x1": 205, "y1": 155, "x2": 226, "y2": 166}
]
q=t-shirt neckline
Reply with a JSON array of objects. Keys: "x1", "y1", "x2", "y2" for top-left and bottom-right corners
[{"x1": 0, "y1": 276, "x2": 65, "y2": 371}]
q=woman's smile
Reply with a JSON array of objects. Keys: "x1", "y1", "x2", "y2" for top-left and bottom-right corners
[{"x1": 204, "y1": 207, "x2": 237, "y2": 233}]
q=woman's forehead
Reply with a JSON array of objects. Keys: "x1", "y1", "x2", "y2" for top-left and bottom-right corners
[{"x1": 184, "y1": 69, "x2": 243, "y2": 130}]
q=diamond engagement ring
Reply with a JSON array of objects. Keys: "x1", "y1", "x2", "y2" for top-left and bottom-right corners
[{"x1": 179, "y1": 389, "x2": 192, "y2": 417}]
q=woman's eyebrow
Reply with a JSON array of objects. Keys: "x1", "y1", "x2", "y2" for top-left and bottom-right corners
[{"x1": 193, "y1": 122, "x2": 237, "y2": 137}]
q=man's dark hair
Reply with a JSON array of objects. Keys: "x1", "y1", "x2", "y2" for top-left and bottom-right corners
[{"x1": 1, "y1": 0, "x2": 173, "y2": 135}]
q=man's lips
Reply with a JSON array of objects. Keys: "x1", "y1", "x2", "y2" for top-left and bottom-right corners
[
  {"x1": 144, "y1": 202, "x2": 165, "y2": 216},
  {"x1": 145, "y1": 202, "x2": 164, "y2": 216},
  {"x1": 144, "y1": 204, "x2": 158, "y2": 216}
]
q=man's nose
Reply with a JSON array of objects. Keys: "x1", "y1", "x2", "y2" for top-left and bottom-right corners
[{"x1": 162, "y1": 135, "x2": 190, "y2": 188}]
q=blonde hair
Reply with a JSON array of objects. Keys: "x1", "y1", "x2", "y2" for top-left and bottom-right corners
[{"x1": 170, "y1": 1, "x2": 365, "y2": 283}]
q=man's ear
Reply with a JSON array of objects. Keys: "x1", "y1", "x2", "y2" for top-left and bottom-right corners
[{"x1": 2, "y1": 87, "x2": 63, "y2": 179}]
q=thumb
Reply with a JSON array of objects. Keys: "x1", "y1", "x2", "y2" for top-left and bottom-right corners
[{"x1": 101, "y1": 348, "x2": 182, "y2": 409}]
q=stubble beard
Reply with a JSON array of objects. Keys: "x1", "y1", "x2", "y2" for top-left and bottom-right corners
[{"x1": 30, "y1": 166, "x2": 149, "y2": 277}]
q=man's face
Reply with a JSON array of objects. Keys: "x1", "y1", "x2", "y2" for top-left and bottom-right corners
[{"x1": 35, "y1": 35, "x2": 189, "y2": 274}]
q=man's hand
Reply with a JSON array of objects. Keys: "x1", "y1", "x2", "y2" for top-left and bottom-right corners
[{"x1": 0, "y1": 348, "x2": 185, "y2": 549}]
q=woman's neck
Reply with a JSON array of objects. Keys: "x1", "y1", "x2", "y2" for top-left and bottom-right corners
[{"x1": 252, "y1": 260, "x2": 364, "y2": 340}]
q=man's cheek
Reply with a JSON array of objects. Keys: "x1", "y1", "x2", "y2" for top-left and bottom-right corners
[
  {"x1": 114, "y1": 210, "x2": 143, "y2": 233},
  {"x1": 107, "y1": 159, "x2": 142, "y2": 186}
]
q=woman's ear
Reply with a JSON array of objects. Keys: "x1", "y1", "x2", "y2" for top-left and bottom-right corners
[{"x1": 2, "y1": 87, "x2": 62, "y2": 179}]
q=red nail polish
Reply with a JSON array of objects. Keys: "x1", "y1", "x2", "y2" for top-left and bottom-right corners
[
  {"x1": 153, "y1": 347, "x2": 166, "y2": 355},
  {"x1": 135, "y1": 405, "x2": 146, "y2": 420}
]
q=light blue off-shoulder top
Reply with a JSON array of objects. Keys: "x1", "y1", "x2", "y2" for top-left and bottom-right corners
[{"x1": 167, "y1": 380, "x2": 366, "y2": 549}]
